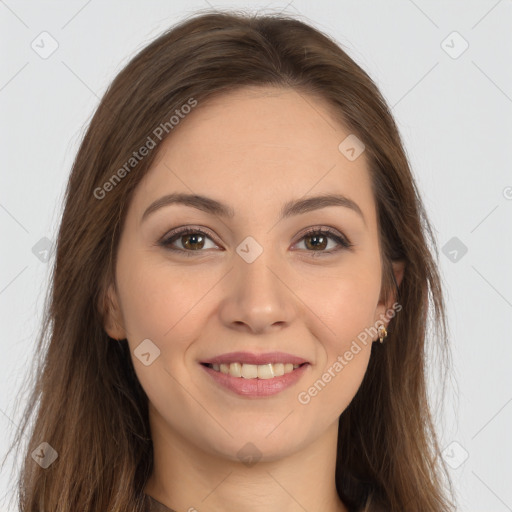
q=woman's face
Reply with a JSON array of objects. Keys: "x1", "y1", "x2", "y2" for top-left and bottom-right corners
[{"x1": 105, "y1": 86, "x2": 401, "y2": 462}]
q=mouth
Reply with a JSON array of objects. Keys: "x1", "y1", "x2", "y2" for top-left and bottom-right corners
[
  {"x1": 200, "y1": 361, "x2": 309, "y2": 380},
  {"x1": 200, "y1": 360, "x2": 311, "y2": 397}
]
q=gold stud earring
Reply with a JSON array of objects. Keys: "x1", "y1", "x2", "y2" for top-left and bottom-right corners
[{"x1": 378, "y1": 324, "x2": 388, "y2": 343}]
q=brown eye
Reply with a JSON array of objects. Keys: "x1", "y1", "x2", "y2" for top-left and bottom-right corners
[
  {"x1": 293, "y1": 228, "x2": 352, "y2": 256},
  {"x1": 180, "y1": 232, "x2": 206, "y2": 250},
  {"x1": 159, "y1": 226, "x2": 352, "y2": 258},
  {"x1": 303, "y1": 233, "x2": 329, "y2": 251},
  {"x1": 160, "y1": 227, "x2": 219, "y2": 255}
]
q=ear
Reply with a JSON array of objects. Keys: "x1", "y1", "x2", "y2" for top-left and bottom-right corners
[
  {"x1": 100, "y1": 282, "x2": 127, "y2": 341},
  {"x1": 391, "y1": 259, "x2": 405, "y2": 290},
  {"x1": 374, "y1": 259, "x2": 405, "y2": 333}
]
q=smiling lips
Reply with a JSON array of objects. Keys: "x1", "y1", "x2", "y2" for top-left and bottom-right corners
[
  {"x1": 201, "y1": 351, "x2": 309, "y2": 379},
  {"x1": 204, "y1": 361, "x2": 303, "y2": 379},
  {"x1": 200, "y1": 351, "x2": 311, "y2": 396}
]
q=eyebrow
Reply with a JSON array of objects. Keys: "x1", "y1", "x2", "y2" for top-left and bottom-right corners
[{"x1": 141, "y1": 192, "x2": 366, "y2": 226}]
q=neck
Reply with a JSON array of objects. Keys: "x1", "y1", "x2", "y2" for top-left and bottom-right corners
[{"x1": 144, "y1": 405, "x2": 348, "y2": 512}]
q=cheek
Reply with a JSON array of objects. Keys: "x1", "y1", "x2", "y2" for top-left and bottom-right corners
[
  {"x1": 116, "y1": 252, "x2": 218, "y2": 353},
  {"x1": 295, "y1": 260, "x2": 380, "y2": 405},
  {"x1": 296, "y1": 275, "x2": 377, "y2": 417},
  {"x1": 116, "y1": 257, "x2": 213, "y2": 399},
  {"x1": 299, "y1": 261, "x2": 382, "y2": 343},
  {"x1": 118, "y1": 246, "x2": 382, "y2": 353}
]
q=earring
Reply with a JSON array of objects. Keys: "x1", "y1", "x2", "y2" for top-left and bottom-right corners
[{"x1": 378, "y1": 324, "x2": 388, "y2": 343}]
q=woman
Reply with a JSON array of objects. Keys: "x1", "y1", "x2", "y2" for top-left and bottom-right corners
[{"x1": 6, "y1": 9, "x2": 455, "y2": 511}]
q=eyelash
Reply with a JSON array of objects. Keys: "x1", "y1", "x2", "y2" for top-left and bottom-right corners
[{"x1": 158, "y1": 226, "x2": 353, "y2": 258}]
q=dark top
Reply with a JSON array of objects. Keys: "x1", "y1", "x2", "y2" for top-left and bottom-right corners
[{"x1": 144, "y1": 493, "x2": 177, "y2": 512}]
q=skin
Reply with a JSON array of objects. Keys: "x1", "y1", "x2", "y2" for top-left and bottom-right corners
[{"x1": 104, "y1": 85, "x2": 404, "y2": 512}]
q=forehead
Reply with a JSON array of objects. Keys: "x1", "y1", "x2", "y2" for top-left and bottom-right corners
[{"x1": 130, "y1": 86, "x2": 376, "y2": 227}]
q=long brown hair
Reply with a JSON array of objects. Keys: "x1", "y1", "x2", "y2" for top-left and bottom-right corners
[{"x1": 4, "y1": 9, "x2": 455, "y2": 511}]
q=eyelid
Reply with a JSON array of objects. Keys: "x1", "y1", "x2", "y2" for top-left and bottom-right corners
[
  {"x1": 159, "y1": 225, "x2": 222, "y2": 251},
  {"x1": 158, "y1": 224, "x2": 353, "y2": 255},
  {"x1": 292, "y1": 226, "x2": 352, "y2": 248}
]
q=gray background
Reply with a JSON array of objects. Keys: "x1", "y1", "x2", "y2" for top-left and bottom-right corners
[{"x1": 1, "y1": 1, "x2": 511, "y2": 510}]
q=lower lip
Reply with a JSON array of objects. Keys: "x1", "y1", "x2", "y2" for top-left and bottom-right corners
[{"x1": 200, "y1": 363, "x2": 310, "y2": 397}]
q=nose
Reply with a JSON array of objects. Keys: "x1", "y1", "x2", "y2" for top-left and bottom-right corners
[{"x1": 218, "y1": 248, "x2": 298, "y2": 335}]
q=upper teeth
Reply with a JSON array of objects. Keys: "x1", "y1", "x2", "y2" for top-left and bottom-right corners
[{"x1": 211, "y1": 362, "x2": 301, "y2": 379}]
